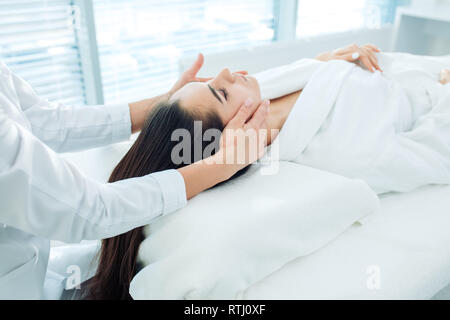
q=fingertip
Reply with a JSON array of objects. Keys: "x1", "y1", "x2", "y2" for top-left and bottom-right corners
[
  {"x1": 193, "y1": 53, "x2": 204, "y2": 69},
  {"x1": 244, "y1": 98, "x2": 253, "y2": 108}
]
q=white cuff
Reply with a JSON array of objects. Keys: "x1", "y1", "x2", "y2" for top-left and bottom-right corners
[
  {"x1": 151, "y1": 169, "x2": 187, "y2": 216},
  {"x1": 103, "y1": 103, "x2": 132, "y2": 143}
]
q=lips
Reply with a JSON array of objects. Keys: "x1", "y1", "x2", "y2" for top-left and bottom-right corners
[{"x1": 234, "y1": 73, "x2": 248, "y2": 82}]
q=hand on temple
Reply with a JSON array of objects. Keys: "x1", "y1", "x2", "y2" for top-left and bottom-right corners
[
  {"x1": 129, "y1": 53, "x2": 248, "y2": 133},
  {"x1": 168, "y1": 53, "x2": 248, "y2": 97},
  {"x1": 214, "y1": 98, "x2": 270, "y2": 171},
  {"x1": 178, "y1": 99, "x2": 270, "y2": 200}
]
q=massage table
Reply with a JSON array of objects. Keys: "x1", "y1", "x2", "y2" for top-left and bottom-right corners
[
  {"x1": 238, "y1": 183, "x2": 450, "y2": 299},
  {"x1": 43, "y1": 142, "x2": 450, "y2": 300}
]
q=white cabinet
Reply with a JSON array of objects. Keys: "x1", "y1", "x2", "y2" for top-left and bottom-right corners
[{"x1": 394, "y1": 4, "x2": 450, "y2": 55}]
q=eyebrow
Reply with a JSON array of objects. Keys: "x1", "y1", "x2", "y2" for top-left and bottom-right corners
[{"x1": 207, "y1": 84, "x2": 223, "y2": 104}]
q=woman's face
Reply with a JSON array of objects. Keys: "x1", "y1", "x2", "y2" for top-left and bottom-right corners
[{"x1": 169, "y1": 68, "x2": 261, "y2": 124}]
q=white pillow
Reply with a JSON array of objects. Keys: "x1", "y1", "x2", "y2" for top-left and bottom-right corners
[{"x1": 129, "y1": 161, "x2": 379, "y2": 299}]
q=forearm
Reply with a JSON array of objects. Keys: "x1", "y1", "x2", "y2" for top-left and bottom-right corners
[
  {"x1": 24, "y1": 101, "x2": 131, "y2": 153},
  {"x1": 129, "y1": 92, "x2": 171, "y2": 133},
  {"x1": 177, "y1": 152, "x2": 239, "y2": 200},
  {"x1": 0, "y1": 114, "x2": 184, "y2": 242}
]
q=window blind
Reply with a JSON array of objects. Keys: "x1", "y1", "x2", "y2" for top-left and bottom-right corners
[
  {"x1": 93, "y1": 0, "x2": 277, "y2": 104},
  {"x1": 296, "y1": 0, "x2": 411, "y2": 38},
  {"x1": 0, "y1": 0, "x2": 86, "y2": 106}
]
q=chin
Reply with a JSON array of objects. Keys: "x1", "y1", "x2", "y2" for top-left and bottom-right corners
[{"x1": 248, "y1": 76, "x2": 262, "y2": 99}]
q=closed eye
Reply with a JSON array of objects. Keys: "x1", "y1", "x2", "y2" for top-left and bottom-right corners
[
  {"x1": 207, "y1": 84, "x2": 223, "y2": 104},
  {"x1": 219, "y1": 88, "x2": 228, "y2": 101}
]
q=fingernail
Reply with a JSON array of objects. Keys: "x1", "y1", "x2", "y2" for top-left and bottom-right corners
[{"x1": 245, "y1": 98, "x2": 253, "y2": 107}]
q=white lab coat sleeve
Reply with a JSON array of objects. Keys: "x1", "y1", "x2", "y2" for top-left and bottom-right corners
[
  {"x1": 11, "y1": 72, "x2": 132, "y2": 153},
  {"x1": 0, "y1": 110, "x2": 187, "y2": 243}
]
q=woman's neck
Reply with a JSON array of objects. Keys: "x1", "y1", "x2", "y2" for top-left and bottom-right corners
[{"x1": 265, "y1": 90, "x2": 302, "y2": 145}]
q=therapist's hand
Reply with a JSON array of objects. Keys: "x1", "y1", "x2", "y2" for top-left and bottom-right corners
[
  {"x1": 168, "y1": 53, "x2": 248, "y2": 97},
  {"x1": 129, "y1": 53, "x2": 248, "y2": 133},
  {"x1": 178, "y1": 99, "x2": 269, "y2": 200},
  {"x1": 215, "y1": 98, "x2": 270, "y2": 171},
  {"x1": 129, "y1": 54, "x2": 213, "y2": 133}
]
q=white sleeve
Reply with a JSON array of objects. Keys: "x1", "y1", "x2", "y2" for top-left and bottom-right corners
[
  {"x1": 0, "y1": 111, "x2": 187, "y2": 243},
  {"x1": 11, "y1": 72, "x2": 132, "y2": 153},
  {"x1": 254, "y1": 58, "x2": 324, "y2": 100}
]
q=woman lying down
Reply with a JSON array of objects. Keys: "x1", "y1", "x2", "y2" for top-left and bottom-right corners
[{"x1": 86, "y1": 44, "x2": 450, "y2": 299}]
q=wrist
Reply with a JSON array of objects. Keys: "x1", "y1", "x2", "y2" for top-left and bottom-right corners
[
  {"x1": 167, "y1": 88, "x2": 176, "y2": 99},
  {"x1": 129, "y1": 92, "x2": 172, "y2": 133},
  {"x1": 177, "y1": 151, "x2": 241, "y2": 200},
  {"x1": 206, "y1": 150, "x2": 243, "y2": 181},
  {"x1": 315, "y1": 52, "x2": 332, "y2": 62}
]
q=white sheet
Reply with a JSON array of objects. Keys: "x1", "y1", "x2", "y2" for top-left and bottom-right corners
[
  {"x1": 237, "y1": 184, "x2": 450, "y2": 299},
  {"x1": 45, "y1": 184, "x2": 450, "y2": 300},
  {"x1": 130, "y1": 162, "x2": 379, "y2": 300}
]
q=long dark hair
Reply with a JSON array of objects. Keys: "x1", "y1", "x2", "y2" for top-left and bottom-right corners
[{"x1": 85, "y1": 100, "x2": 249, "y2": 300}]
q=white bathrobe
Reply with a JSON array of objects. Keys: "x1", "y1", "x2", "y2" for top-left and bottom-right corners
[{"x1": 255, "y1": 53, "x2": 450, "y2": 194}]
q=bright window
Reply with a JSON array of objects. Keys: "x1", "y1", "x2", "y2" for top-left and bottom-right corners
[
  {"x1": 0, "y1": 0, "x2": 412, "y2": 107},
  {"x1": 296, "y1": 0, "x2": 410, "y2": 38},
  {"x1": 0, "y1": 0, "x2": 86, "y2": 105},
  {"x1": 93, "y1": 0, "x2": 277, "y2": 104}
]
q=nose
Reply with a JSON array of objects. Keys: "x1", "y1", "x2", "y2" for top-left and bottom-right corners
[{"x1": 217, "y1": 68, "x2": 234, "y2": 83}]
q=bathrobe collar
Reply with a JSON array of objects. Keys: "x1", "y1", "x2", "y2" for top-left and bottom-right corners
[{"x1": 265, "y1": 60, "x2": 357, "y2": 162}]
